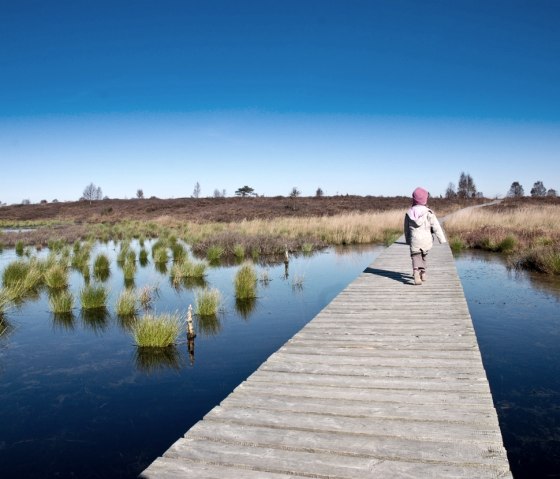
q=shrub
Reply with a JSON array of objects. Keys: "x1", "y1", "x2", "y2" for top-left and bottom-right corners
[
  {"x1": 234, "y1": 262, "x2": 257, "y2": 299},
  {"x1": 195, "y1": 288, "x2": 221, "y2": 316},
  {"x1": 15, "y1": 240, "x2": 24, "y2": 256},
  {"x1": 449, "y1": 236, "x2": 466, "y2": 253},
  {"x1": 80, "y1": 284, "x2": 108, "y2": 309},
  {"x1": 132, "y1": 312, "x2": 182, "y2": 347}
]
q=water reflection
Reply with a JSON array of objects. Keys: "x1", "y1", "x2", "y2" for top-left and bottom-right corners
[
  {"x1": 135, "y1": 346, "x2": 182, "y2": 373},
  {"x1": 52, "y1": 312, "x2": 76, "y2": 331},
  {"x1": 81, "y1": 308, "x2": 109, "y2": 333},
  {"x1": 0, "y1": 315, "x2": 13, "y2": 339},
  {"x1": 116, "y1": 314, "x2": 137, "y2": 332},
  {"x1": 235, "y1": 297, "x2": 257, "y2": 319},
  {"x1": 154, "y1": 262, "x2": 168, "y2": 274},
  {"x1": 195, "y1": 313, "x2": 222, "y2": 336},
  {"x1": 93, "y1": 268, "x2": 110, "y2": 282}
]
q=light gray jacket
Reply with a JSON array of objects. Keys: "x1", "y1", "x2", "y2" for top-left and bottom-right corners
[{"x1": 404, "y1": 205, "x2": 447, "y2": 253}]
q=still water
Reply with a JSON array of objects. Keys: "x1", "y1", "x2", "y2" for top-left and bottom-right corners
[
  {"x1": 455, "y1": 251, "x2": 560, "y2": 478},
  {"x1": 0, "y1": 243, "x2": 558, "y2": 478},
  {"x1": 0, "y1": 242, "x2": 382, "y2": 478}
]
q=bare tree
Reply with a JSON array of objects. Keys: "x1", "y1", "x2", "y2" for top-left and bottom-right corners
[
  {"x1": 192, "y1": 181, "x2": 201, "y2": 199},
  {"x1": 507, "y1": 181, "x2": 524, "y2": 197},
  {"x1": 445, "y1": 182, "x2": 457, "y2": 199},
  {"x1": 136, "y1": 189, "x2": 144, "y2": 199},
  {"x1": 457, "y1": 172, "x2": 477, "y2": 198},
  {"x1": 530, "y1": 181, "x2": 547, "y2": 197},
  {"x1": 316, "y1": 187, "x2": 324, "y2": 197},
  {"x1": 290, "y1": 187, "x2": 301, "y2": 198},
  {"x1": 82, "y1": 183, "x2": 103, "y2": 203}
]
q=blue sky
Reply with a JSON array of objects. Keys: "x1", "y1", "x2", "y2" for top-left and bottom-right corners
[{"x1": 1, "y1": 0, "x2": 559, "y2": 203}]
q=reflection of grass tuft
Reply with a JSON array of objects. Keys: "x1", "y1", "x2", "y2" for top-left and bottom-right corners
[
  {"x1": 135, "y1": 345, "x2": 181, "y2": 373},
  {"x1": 132, "y1": 313, "x2": 182, "y2": 347},
  {"x1": 514, "y1": 247, "x2": 560, "y2": 275}
]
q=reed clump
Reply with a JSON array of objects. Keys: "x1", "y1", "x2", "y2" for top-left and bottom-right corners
[
  {"x1": 195, "y1": 288, "x2": 221, "y2": 316},
  {"x1": 44, "y1": 264, "x2": 69, "y2": 289},
  {"x1": 116, "y1": 289, "x2": 137, "y2": 316},
  {"x1": 93, "y1": 254, "x2": 111, "y2": 281},
  {"x1": 80, "y1": 284, "x2": 109, "y2": 309},
  {"x1": 132, "y1": 312, "x2": 182, "y2": 347},
  {"x1": 234, "y1": 262, "x2": 257, "y2": 299},
  {"x1": 49, "y1": 290, "x2": 74, "y2": 314}
]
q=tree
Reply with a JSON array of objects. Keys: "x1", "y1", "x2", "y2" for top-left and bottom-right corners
[
  {"x1": 530, "y1": 181, "x2": 547, "y2": 197},
  {"x1": 136, "y1": 189, "x2": 144, "y2": 199},
  {"x1": 289, "y1": 187, "x2": 301, "y2": 198},
  {"x1": 192, "y1": 181, "x2": 201, "y2": 198},
  {"x1": 445, "y1": 182, "x2": 457, "y2": 199},
  {"x1": 235, "y1": 185, "x2": 255, "y2": 197},
  {"x1": 21, "y1": 199, "x2": 30, "y2": 205},
  {"x1": 507, "y1": 181, "x2": 524, "y2": 197},
  {"x1": 547, "y1": 189, "x2": 557, "y2": 197},
  {"x1": 457, "y1": 172, "x2": 477, "y2": 198},
  {"x1": 316, "y1": 187, "x2": 324, "y2": 197},
  {"x1": 82, "y1": 183, "x2": 103, "y2": 203}
]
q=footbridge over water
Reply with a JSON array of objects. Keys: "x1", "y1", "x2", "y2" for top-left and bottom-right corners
[{"x1": 141, "y1": 238, "x2": 512, "y2": 478}]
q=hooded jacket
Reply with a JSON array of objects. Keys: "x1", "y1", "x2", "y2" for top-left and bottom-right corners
[{"x1": 404, "y1": 205, "x2": 447, "y2": 253}]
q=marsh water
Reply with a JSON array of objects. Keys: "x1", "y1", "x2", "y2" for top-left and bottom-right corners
[{"x1": 0, "y1": 242, "x2": 559, "y2": 478}]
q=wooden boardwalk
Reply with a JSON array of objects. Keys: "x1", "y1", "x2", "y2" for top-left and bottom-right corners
[{"x1": 141, "y1": 239, "x2": 512, "y2": 478}]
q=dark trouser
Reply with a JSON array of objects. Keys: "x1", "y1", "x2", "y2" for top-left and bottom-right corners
[{"x1": 411, "y1": 250, "x2": 428, "y2": 271}]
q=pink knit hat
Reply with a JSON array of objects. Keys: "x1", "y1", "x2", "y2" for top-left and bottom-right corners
[{"x1": 412, "y1": 187, "x2": 429, "y2": 206}]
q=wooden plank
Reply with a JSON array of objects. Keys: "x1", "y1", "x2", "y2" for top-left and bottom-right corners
[{"x1": 140, "y1": 237, "x2": 512, "y2": 478}]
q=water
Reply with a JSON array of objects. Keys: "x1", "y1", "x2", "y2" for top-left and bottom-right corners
[
  {"x1": 0, "y1": 243, "x2": 383, "y2": 478},
  {"x1": 455, "y1": 251, "x2": 560, "y2": 478},
  {"x1": 1, "y1": 245, "x2": 559, "y2": 478}
]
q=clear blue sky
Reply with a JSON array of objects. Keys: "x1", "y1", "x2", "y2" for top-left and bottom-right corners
[{"x1": 1, "y1": 0, "x2": 559, "y2": 204}]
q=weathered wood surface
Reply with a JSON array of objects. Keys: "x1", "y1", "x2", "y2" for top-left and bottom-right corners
[{"x1": 140, "y1": 239, "x2": 512, "y2": 478}]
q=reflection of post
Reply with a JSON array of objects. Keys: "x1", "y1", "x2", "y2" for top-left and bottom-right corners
[
  {"x1": 284, "y1": 247, "x2": 289, "y2": 279},
  {"x1": 187, "y1": 337, "x2": 195, "y2": 366}
]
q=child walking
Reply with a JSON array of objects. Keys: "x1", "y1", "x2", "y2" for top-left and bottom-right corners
[{"x1": 404, "y1": 187, "x2": 447, "y2": 285}]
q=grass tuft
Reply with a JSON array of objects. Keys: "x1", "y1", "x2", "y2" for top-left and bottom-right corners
[
  {"x1": 234, "y1": 262, "x2": 257, "y2": 299},
  {"x1": 44, "y1": 264, "x2": 69, "y2": 289},
  {"x1": 80, "y1": 284, "x2": 109, "y2": 309},
  {"x1": 49, "y1": 290, "x2": 74, "y2": 314},
  {"x1": 132, "y1": 312, "x2": 182, "y2": 347},
  {"x1": 195, "y1": 288, "x2": 221, "y2": 316},
  {"x1": 116, "y1": 289, "x2": 137, "y2": 316}
]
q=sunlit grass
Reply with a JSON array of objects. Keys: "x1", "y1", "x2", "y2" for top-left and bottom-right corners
[
  {"x1": 132, "y1": 312, "x2": 182, "y2": 347},
  {"x1": 44, "y1": 264, "x2": 69, "y2": 289},
  {"x1": 207, "y1": 245, "x2": 225, "y2": 262},
  {"x1": 195, "y1": 288, "x2": 221, "y2": 316},
  {"x1": 49, "y1": 290, "x2": 74, "y2": 314},
  {"x1": 234, "y1": 262, "x2": 257, "y2": 299},
  {"x1": 93, "y1": 254, "x2": 111, "y2": 281},
  {"x1": 80, "y1": 284, "x2": 108, "y2": 309},
  {"x1": 116, "y1": 289, "x2": 137, "y2": 316}
]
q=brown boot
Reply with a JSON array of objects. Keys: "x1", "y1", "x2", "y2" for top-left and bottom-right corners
[
  {"x1": 413, "y1": 270, "x2": 422, "y2": 285},
  {"x1": 420, "y1": 270, "x2": 427, "y2": 282}
]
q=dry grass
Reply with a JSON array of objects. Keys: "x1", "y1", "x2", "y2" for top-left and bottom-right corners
[{"x1": 445, "y1": 202, "x2": 560, "y2": 274}]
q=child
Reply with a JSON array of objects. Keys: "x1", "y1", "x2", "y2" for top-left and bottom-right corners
[{"x1": 404, "y1": 187, "x2": 447, "y2": 285}]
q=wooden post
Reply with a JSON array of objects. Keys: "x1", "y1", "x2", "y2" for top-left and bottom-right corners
[{"x1": 186, "y1": 304, "x2": 196, "y2": 340}]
